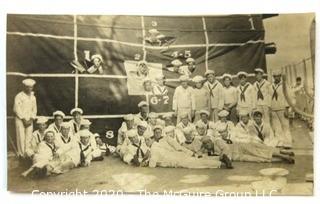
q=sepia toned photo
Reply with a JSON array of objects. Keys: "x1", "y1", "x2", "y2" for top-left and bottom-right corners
[{"x1": 6, "y1": 13, "x2": 315, "y2": 196}]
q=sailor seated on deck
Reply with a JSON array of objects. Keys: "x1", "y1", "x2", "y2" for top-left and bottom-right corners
[
  {"x1": 231, "y1": 110, "x2": 260, "y2": 143},
  {"x1": 94, "y1": 133, "x2": 116, "y2": 156},
  {"x1": 26, "y1": 116, "x2": 48, "y2": 158},
  {"x1": 121, "y1": 129, "x2": 150, "y2": 167},
  {"x1": 248, "y1": 110, "x2": 279, "y2": 147},
  {"x1": 77, "y1": 129, "x2": 104, "y2": 167},
  {"x1": 22, "y1": 130, "x2": 75, "y2": 178}
]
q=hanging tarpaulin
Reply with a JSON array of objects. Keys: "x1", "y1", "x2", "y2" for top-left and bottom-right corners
[{"x1": 6, "y1": 14, "x2": 266, "y2": 138}]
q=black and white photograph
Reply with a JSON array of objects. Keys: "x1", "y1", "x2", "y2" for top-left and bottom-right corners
[{"x1": 1, "y1": 1, "x2": 318, "y2": 201}]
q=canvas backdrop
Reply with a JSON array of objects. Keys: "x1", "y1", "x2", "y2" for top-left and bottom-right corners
[{"x1": 7, "y1": 14, "x2": 266, "y2": 145}]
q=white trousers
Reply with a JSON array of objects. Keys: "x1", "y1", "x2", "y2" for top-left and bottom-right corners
[
  {"x1": 15, "y1": 117, "x2": 33, "y2": 157},
  {"x1": 270, "y1": 110, "x2": 292, "y2": 148}
]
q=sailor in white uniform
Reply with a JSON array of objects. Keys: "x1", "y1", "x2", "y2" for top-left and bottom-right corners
[
  {"x1": 48, "y1": 111, "x2": 65, "y2": 135},
  {"x1": 13, "y1": 78, "x2": 37, "y2": 157},
  {"x1": 134, "y1": 101, "x2": 150, "y2": 125},
  {"x1": 26, "y1": 116, "x2": 48, "y2": 158},
  {"x1": 203, "y1": 70, "x2": 224, "y2": 122},
  {"x1": 231, "y1": 110, "x2": 259, "y2": 143},
  {"x1": 253, "y1": 68, "x2": 272, "y2": 124},
  {"x1": 77, "y1": 129, "x2": 103, "y2": 167},
  {"x1": 69, "y1": 107, "x2": 83, "y2": 135},
  {"x1": 221, "y1": 73, "x2": 238, "y2": 123},
  {"x1": 192, "y1": 75, "x2": 210, "y2": 122},
  {"x1": 236, "y1": 71, "x2": 256, "y2": 115},
  {"x1": 270, "y1": 70, "x2": 293, "y2": 148},
  {"x1": 172, "y1": 75, "x2": 195, "y2": 122}
]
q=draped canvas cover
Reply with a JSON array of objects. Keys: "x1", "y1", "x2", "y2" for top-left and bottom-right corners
[{"x1": 7, "y1": 14, "x2": 266, "y2": 143}]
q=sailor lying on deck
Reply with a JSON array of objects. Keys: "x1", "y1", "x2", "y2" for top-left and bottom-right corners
[
  {"x1": 208, "y1": 124, "x2": 295, "y2": 168},
  {"x1": 148, "y1": 125, "x2": 221, "y2": 169}
]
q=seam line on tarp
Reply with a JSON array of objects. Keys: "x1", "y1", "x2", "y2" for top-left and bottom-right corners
[{"x1": 7, "y1": 32, "x2": 264, "y2": 49}]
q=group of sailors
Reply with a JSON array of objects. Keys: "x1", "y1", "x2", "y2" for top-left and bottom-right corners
[{"x1": 13, "y1": 67, "x2": 295, "y2": 178}]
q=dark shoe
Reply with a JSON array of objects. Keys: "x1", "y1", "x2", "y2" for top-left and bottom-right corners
[
  {"x1": 280, "y1": 150, "x2": 295, "y2": 157},
  {"x1": 221, "y1": 154, "x2": 233, "y2": 169}
]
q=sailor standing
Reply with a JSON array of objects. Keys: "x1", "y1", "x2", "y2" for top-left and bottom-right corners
[
  {"x1": 270, "y1": 70, "x2": 293, "y2": 149},
  {"x1": 203, "y1": 70, "x2": 224, "y2": 122},
  {"x1": 13, "y1": 78, "x2": 37, "y2": 158},
  {"x1": 253, "y1": 68, "x2": 272, "y2": 124},
  {"x1": 192, "y1": 75, "x2": 210, "y2": 122},
  {"x1": 236, "y1": 71, "x2": 256, "y2": 115},
  {"x1": 172, "y1": 75, "x2": 195, "y2": 122}
]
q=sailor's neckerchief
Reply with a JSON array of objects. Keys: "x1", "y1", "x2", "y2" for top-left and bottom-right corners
[
  {"x1": 255, "y1": 79, "x2": 266, "y2": 100},
  {"x1": 52, "y1": 123, "x2": 61, "y2": 133},
  {"x1": 239, "y1": 82, "x2": 250, "y2": 102},
  {"x1": 45, "y1": 142, "x2": 56, "y2": 155},
  {"x1": 239, "y1": 120, "x2": 249, "y2": 132},
  {"x1": 206, "y1": 80, "x2": 219, "y2": 97},
  {"x1": 272, "y1": 82, "x2": 282, "y2": 101},
  {"x1": 61, "y1": 134, "x2": 71, "y2": 144},
  {"x1": 253, "y1": 121, "x2": 264, "y2": 141}
]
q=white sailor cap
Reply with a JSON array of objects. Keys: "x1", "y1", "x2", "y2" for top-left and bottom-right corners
[
  {"x1": 162, "y1": 112, "x2": 173, "y2": 119},
  {"x1": 123, "y1": 114, "x2": 134, "y2": 121},
  {"x1": 44, "y1": 129, "x2": 55, "y2": 136},
  {"x1": 81, "y1": 119, "x2": 92, "y2": 126},
  {"x1": 126, "y1": 129, "x2": 137, "y2": 138},
  {"x1": 53, "y1": 111, "x2": 65, "y2": 118},
  {"x1": 179, "y1": 75, "x2": 190, "y2": 82},
  {"x1": 61, "y1": 122, "x2": 71, "y2": 128},
  {"x1": 254, "y1": 68, "x2": 264, "y2": 74},
  {"x1": 238, "y1": 109, "x2": 250, "y2": 117},
  {"x1": 70, "y1": 107, "x2": 83, "y2": 115},
  {"x1": 237, "y1": 71, "x2": 248, "y2": 78},
  {"x1": 199, "y1": 110, "x2": 210, "y2": 116},
  {"x1": 186, "y1": 58, "x2": 195, "y2": 63},
  {"x1": 272, "y1": 69, "x2": 282, "y2": 76},
  {"x1": 156, "y1": 34, "x2": 166, "y2": 39},
  {"x1": 182, "y1": 126, "x2": 193, "y2": 135},
  {"x1": 153, "y1": 125, "x2": 163, "y2": 131},
  {"x1": 148, "y1": 28, "x2": 160, "y2": 35},
  {"x1": 180, "y1": 112, "x2": 189, "y2": 119},
  {"x1": 138, "y1": 101, "x2": 148, "y2": 108},
  {"x1": 91, "y1": 54, "x2": 103, "y2": 62},
  {"x1": 22, "y1": 78, "x2": 36, "y2": 87},
  {"x1": 222, "y1": 73, "x2": 232, "y2": 80},
  {"x1": 137, "y1": 121, "x2": 148, "y2": 128},
  {"x1": 36, "y1": 116, "x2": 48, "y2": 124},
  {"x1": 149, "y1": 112, "x2": 158, "y2": 118},
  {"x1": 204, "y1": 70, "x2": 215, "y2": 76},
  {"x1": 79, "y1": 129, "x2": 91, "y2": 138},
  {"x1": 163, "y1": 126, "x2": 175, "y2": 133},
  {"x1": 195, "y1": 120, "x2": 207, "y2": 129},
  {"x1": 218, "y1": 110, "x2": 229, "y2": 117},
  {"x1": 192, "y1": 75, "x2": 205, "y2": 83},
  {"x1": 171, "y1": 59, "x2": 183, "y2": 67},
  {"x1": 93, "y1": 133, "x2": 100, "y2": 138}
]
